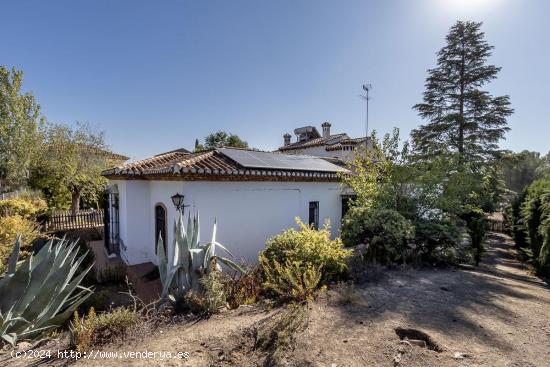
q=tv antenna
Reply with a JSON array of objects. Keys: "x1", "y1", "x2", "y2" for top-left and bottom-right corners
[{"x1": 359, "y1": 83, "x2": 372, "y2": 145}]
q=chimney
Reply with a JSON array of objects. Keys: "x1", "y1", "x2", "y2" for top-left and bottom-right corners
[
  {"x1": 321, "y1": 122, "x2": 331, "y2": 138},
  {"x1": 283, "y1": 133, "x2": 291, "y2": 146}
]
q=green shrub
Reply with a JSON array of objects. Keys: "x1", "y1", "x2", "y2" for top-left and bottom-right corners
[
  {"x1": 341, "y1": 207, "x2": 414, "y2": 264},
  {"x1": 0, "y1": 196, "x2": 48, "y2": 219},
  {"x1": 536, "y1": 192, "x2": 550, "y2": 275},
  {"x1": 200, "y1": 271, "x2": 227, "y2": 314},
  {"x1": 259, "y1": 258, "x2": 322, "y2": 303},
  {"x1": 0, "y1": 215, "x2": 40, "y2": 275},
  {"x1": 521, "y1": 180, "x2": 550, "y2": 255},
  {"x1": 70, "y1": 307, "x2": 138, "y2": 352},
  {"x1": 509, "y1": 190, "x2": 529, "y2": 248},
  {"x1": 260, "y1": 217, "x2": 351, "y2": 282},
  {"x1": 414, "y1": 219, "x2": 461, "y2": 263},
  {"x1": 508, "y1": 178, "x2": 550, "y2": 276}
]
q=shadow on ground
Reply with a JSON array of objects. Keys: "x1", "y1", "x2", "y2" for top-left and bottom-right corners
[{"x1": 324, "y1": 232, "x2": 550, "y2": 358}]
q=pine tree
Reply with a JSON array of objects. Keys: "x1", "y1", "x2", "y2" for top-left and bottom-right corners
[{"x1": 412, "y1": 21, "x2": 513, "y2": 163}]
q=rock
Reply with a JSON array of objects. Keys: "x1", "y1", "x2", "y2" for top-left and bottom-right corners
[
  {"x1": 393, "y1": 354, "x2": 402, "y2": 367},
  {"x1": 408, "y1": 339, "x2": 427, "y2": 348},
  {"x1": 453, "y1": 352, "x2": 471, "y2": 359},
  {"x1": 17, "y1": 342, "x2": 32, "y2": 351},
  {"x1": 31, "y1": 338, "x2": 49, "y2": 350}
]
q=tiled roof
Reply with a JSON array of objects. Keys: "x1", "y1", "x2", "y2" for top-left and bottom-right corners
[
  {"x1": 278, "y1": 133, "x2": 348, "y2": 151},
  {"x1": 325, "y1": 137, "x2": 370, "y2": 151},
  {"x1": 102, "y1": 148, "x2": 346, "y2": 182}
]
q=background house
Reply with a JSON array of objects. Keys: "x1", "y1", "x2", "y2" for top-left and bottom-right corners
[
  {"x1": 278, "y1": 122, "x2": 371, "y2": 161},
  {"x1": 102, "y1": 147, "x2": 348, "y2": 265}
]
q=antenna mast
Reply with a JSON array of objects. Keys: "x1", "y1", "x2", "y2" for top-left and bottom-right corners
[{"x1": 360, "y1": 83, "x2": 372, "y2": 148}]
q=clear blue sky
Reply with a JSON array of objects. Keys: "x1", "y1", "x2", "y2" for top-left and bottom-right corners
[{"x1": 2, "y1": 0, "x2": 548, "y2": 160}]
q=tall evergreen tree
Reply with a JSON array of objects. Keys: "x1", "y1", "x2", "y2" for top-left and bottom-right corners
[{"x1": 412, "y1": 21, "x2": 513, "y2": 163}]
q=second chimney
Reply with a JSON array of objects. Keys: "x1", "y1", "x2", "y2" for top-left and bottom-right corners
[
  {"x1": 283, "y1": 133, "x2": 291, "y2": 146},
  {"x1": 321, "y1": 122, "x2": 331, "y2": 138}
]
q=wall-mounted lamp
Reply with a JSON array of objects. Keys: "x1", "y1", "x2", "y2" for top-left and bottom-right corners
[{"x1": 171, "y1": 192, "x2": 186, "y2": 213}]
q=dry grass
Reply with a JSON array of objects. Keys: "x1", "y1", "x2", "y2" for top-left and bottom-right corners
[{"x1": 252, "y1": 303, "x2": 309, "y2": 366}]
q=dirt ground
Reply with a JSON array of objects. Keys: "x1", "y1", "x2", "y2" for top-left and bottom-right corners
[{"x1": 5, "y1": 232, "x2": 550, "y2": 366}]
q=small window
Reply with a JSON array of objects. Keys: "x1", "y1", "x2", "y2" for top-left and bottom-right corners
[
  {"x1": 309, "y1": 201, "x2": 319, "y2": 230},
  {"x1": 342, "y1": 196, "x2": 356, "y2": 218}
]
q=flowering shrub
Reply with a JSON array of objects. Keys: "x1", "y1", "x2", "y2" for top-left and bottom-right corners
[
  {"x1": 260, "y1": 218, "x2": 351, "y2": 282},
  {"x1": 0, "y1": 196, "x2": 47, "y2": 219},
  {"x1": 0, "y1": 215, "x2": 40, "y2": 274}
]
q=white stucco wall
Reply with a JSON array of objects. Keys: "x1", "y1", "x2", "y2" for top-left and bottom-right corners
[{"x1": 111, "y1": 179, "x2": 343, "y2": 265}]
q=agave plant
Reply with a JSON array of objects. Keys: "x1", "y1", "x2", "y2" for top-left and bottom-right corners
[
  {"x1": 0, "y1": 237, "x2": 93, "y2": 346},
  {"x1": 157, "y1": 211, "x2": 243, "y2": 300}
]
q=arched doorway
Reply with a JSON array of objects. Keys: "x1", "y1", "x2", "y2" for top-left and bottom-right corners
[{"x1": 154, "y1": 204, "x2": 167, "y2": 253}]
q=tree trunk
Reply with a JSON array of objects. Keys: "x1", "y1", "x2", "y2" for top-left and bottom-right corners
[
  {"x1": 71, "y1": 190, "x2": 81, "y2": 215},
  {"x1": 458, "y1": 43, "x2": 466, "y2": 157}
]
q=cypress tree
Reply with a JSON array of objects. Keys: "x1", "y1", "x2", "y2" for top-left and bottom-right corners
[{"x1": 412, "y1": 21, "x2": 513, "y2": 163}]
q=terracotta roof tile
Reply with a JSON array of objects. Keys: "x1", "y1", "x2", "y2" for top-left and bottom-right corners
[
  {"x1": 278, "y1": 133, "x2": 348, "y2": 151},
  {"x1": 103, "y1": 148, "x2": 346, "y2": 182}
]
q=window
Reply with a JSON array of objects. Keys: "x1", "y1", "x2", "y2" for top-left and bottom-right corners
[
  {"x1": 341, "y1": 195, "x2": 356, "y2": 218},
  {"x1": 103, "y1": 184, "x2": 120, "y2": 255},
  {"x1": 309, "y1": 201, "x2": 319, "y2": 230},
  {"x1": 155, "y1": 204, "x2": 167, "y2": 253}
]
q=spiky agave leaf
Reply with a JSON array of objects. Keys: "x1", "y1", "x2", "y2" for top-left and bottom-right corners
[
  {"x1": 212, "y1": 256, "x2": 245, "y2": 274},
  {"x1": 6, "y1": 236, "x2": 22, "y2": 275},
  {"x1": 0, "y1": 238, "x2": 94, "y2": 346},
  {"x1": 157, "y1": 233, "x2": 177, "y2": 300}
]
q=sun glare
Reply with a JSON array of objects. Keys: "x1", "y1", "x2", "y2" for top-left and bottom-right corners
[{"x1": 442, "y1": 0, "x2": 499, "y2": 12}]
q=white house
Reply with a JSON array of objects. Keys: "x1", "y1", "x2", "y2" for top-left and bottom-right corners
[
  {"x1": 102, "y1": 147, "x2": 348, "y2": 266},
  {"x1": 278, "y1": 122, "x2": 371, "y2": 161}
]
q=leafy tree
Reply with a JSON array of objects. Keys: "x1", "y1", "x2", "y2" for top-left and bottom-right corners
[
  {"x1": 501, "y1": 150, "x2": 546, "y2": 194},
  {"x1": 338, "y1": 129, "x2": 404, "y2": 210},
  {"x1": 30, "y1": 123, "x2": 111, "y2": 213},
  {"x1": 195, "y1": 131, "x2": 249, "y2": 151},
  {"x1": 535, "y1": 151, "x2": 550, "y2": 179},
  {"x1": 412, "y1": 21, "x2": 513, "y2": 163},
  {"x1": 0, "y1": 67, "x2": 44, "y2": 191}
]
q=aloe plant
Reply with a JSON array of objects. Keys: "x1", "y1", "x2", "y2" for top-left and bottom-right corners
[
  {"x1": 0, "y1": 237, "x2": 93, "y2": 346},
  {"x1": 157, "y1": 211, "x2": 243, "y2": 300}
]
